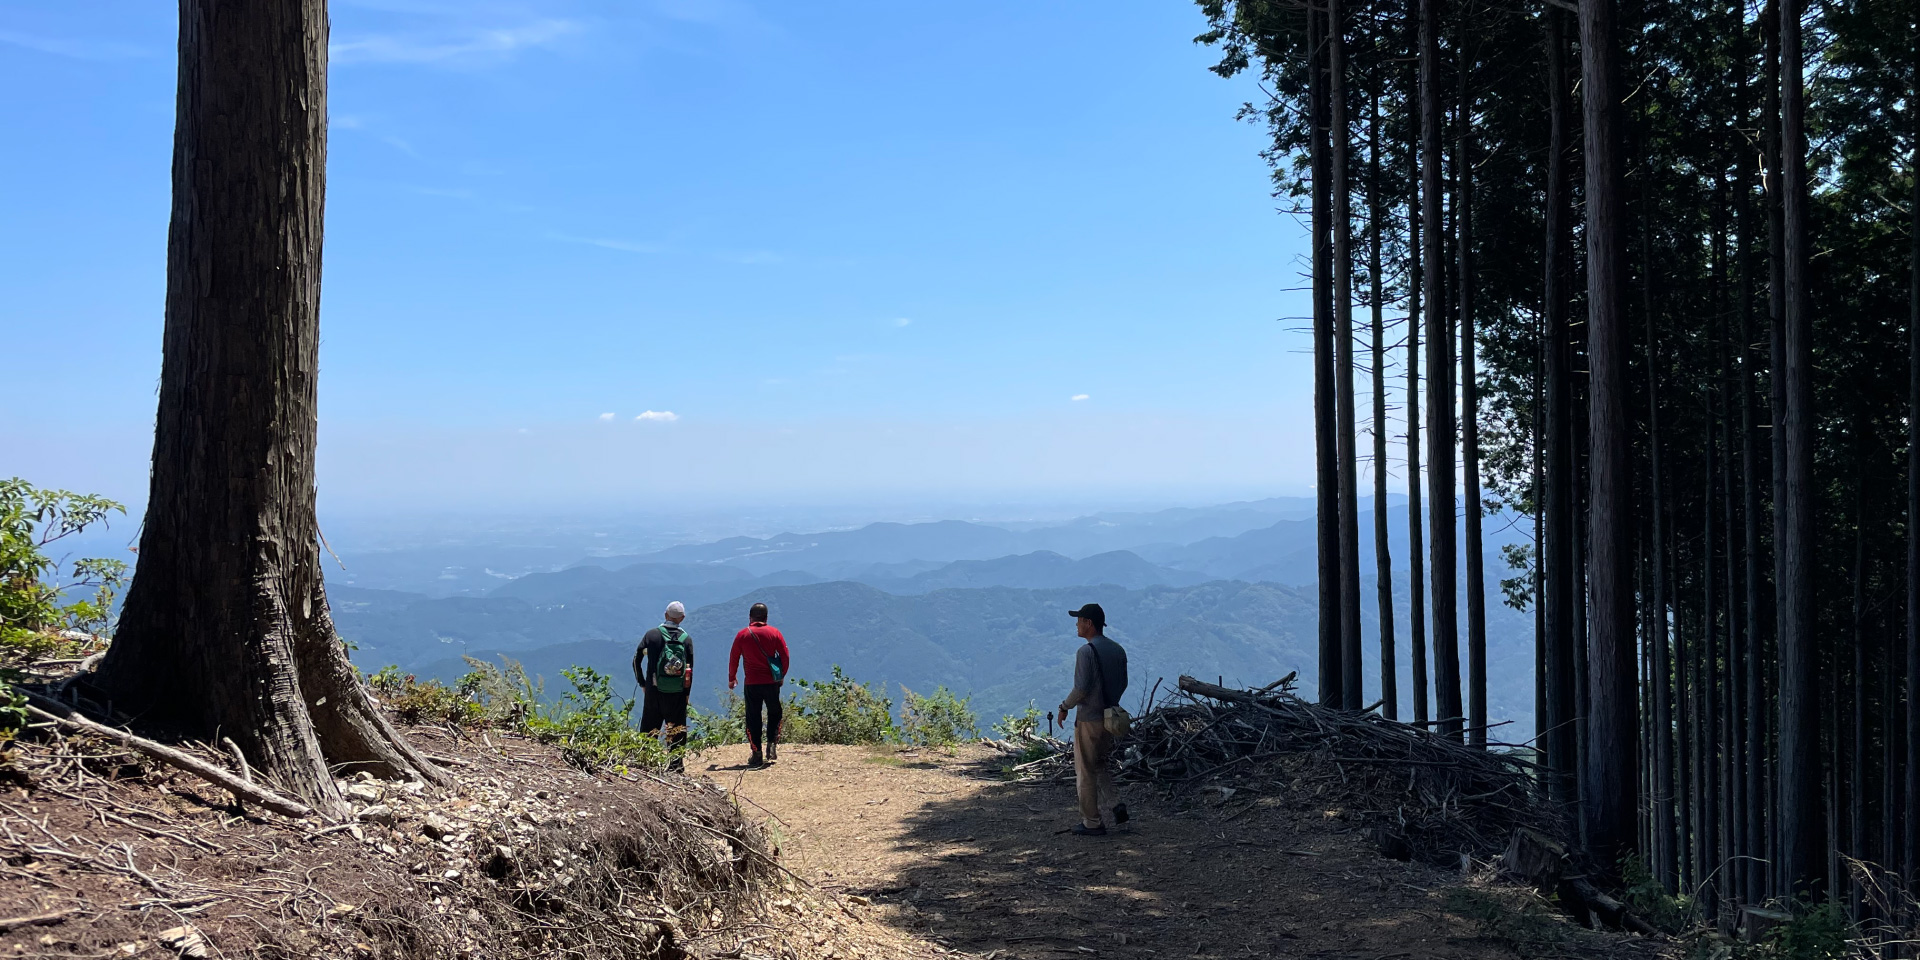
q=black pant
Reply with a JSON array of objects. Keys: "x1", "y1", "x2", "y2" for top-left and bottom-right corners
[
  {"x1": 640, "y1": 689, "x2": 689, "y2": 760},
  {"x1": 744, "y1": 683, "x2": 783, "y2": 751}
]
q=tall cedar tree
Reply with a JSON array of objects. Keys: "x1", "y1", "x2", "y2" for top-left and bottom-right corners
[{"x1": 91, "y1": 0, "x2": 446, "y2": 817}]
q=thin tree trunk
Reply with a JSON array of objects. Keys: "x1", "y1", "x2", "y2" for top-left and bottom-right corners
[
  {"x1": 1332, "y1": 0, "x2": 1366, "y2": 710},
  {"x1": 90, "y1": 0, "x2": 445, "y2": 818},
  {"x1": 1703, "y1": 404, "x2": 1722, "y2": 920},
  {"x1": 1763, "y1": 0, "x2": 1786, "y2": 900},
  {"x1": 1777, "y1": 0, "x2": 1823, "y2": 898},
  {"x1": 1311, "y1": 1, "x2": 1344, "y2": 710},
  {"x1": 1370, "y1": 87, "x2": 1398, "y2": 721},
  {"x1": 1905, "y1": 0, "x2": 1920, "y2": 898},
  {"x1": 1422, "y1": 0, "x2": 1462, "y2": 741},
  {"x1": 1580, "y1": 0, "x2": 1640, "y2": 875},
  {"x1": 1542, "y1": 5, "x2": 1582, "y2": 812},
  {"x1": 1407, "y1": 97, "x2": 1431, "y2": 726},
  {"x1": 1458, "y1": 34, "x2": 1488, "y2": 748}
]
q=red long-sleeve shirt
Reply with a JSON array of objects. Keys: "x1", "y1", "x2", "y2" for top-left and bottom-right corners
[{"x1": 728, "y1": 623, "x2": 790, "y2": 686}]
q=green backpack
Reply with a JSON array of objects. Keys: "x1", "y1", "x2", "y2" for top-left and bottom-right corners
[{"x1": 655, "y1": 625, "x2": 691, "y2": 694}]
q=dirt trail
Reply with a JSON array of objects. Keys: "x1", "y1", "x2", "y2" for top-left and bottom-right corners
[{"x1": 696, "y1": 743, "x2": 1667, "y2": 960}]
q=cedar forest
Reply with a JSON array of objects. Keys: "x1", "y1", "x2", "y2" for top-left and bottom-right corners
[{"x1": 1192, "y1": 0, "x2": 1920, "y2": 923}]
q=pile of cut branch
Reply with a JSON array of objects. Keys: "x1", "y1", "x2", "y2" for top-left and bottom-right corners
[{"x1": 1030, "y1": 675, "x2": 1562, "y2": 866}]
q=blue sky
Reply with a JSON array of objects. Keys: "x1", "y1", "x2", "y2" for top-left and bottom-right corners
[{"x1": 1, "y1": 0, "x2": 1316, "y2": 511}]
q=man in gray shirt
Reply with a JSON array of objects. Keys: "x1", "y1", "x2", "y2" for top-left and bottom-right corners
[{"x1": 1056, "y1": 603, "x2": 1128, "y2": 836}]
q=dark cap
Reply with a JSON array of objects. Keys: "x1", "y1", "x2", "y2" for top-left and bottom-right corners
[{"x1": 1068, "y1": 603, "x2": 1106, "y2": 628}]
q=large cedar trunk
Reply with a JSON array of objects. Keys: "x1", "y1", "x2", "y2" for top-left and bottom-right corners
[
  {"x1": 1580, "y1": 0, "x2": 1641, "y2": 875},
  {"x1": 1906, "y1": 5, "x2": 1920, "y2": 896},
  {"x1": 91, "y1": 0, "x2": 445, "y2": 819}
]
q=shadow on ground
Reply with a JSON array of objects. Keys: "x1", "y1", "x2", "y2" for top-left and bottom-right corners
[{"x1": 865, "y1": 754, "x2": 1649, "y2": 960}]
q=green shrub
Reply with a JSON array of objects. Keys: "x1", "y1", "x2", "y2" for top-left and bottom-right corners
[
  {"x1": 992, "y1": 703, "x2": 1055, "y2": 763},
  {"x1": 366, "y1": 666, "x2": 483, "y2": 726},
  {"x1": 0, "y1": 674, "x2": 27, "y2": 736},
  {"x1": 786, "y1": 665, "x2": 895, "y2": 745},
  {"x1": 1761, "y1": 900, "x2": 1848, "y2": 960},
  {"x1": 0, "y1": 479, "x2": 128, "y2": 665},
  {"x1": 523, "y1": 666, "x2": 671, "y2": 772},
  {"x1": 456, "y1": 656, "x2": 540, "y2": 726},
  {"x1": 1621, "y1": 854, "x2": 1697, "y2": 934},
  {"x1": 899, "y1": 685, "x2": 978, "y2": 746},
  {"x1": 687, "y1": 692, "x2": 747, "y2": 750}
]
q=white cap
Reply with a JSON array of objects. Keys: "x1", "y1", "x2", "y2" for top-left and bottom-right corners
[{"x1": 664, "y1": 601, "x2": 686, "y2": 620}]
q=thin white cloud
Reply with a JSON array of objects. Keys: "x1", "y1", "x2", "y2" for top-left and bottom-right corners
[
  {"x1": 331, "y1": 19, "x2": 579, "y2": 66},
  {"x1": 598, "y1": 412, "x2": 616, "y2": 421},
  {"x1": 893, "y1": 318, "x2": 912, "y2": 327},
  {"x1": 635, "y1": 411, "x2": 680, "y2": 422},
  {"x1": 0, "y1": 30, "x2": 149, "y2": 60},
  {"x1": 549, "y1": 233, "x2": 664, "y2": 255},
  {"x1": 1071, "y1": 394, "x2": 1090, "y2": 402}
]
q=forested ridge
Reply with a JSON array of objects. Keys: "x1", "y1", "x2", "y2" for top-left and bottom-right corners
[{"x1": 1194, "y1": 0, "x2": 1919, "y2": 927}]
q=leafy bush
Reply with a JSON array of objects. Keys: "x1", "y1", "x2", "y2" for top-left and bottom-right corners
[
  {"x1": 367, "y1": 665, "x2": 483, "y2": 726},
  {"x1": 899, "y1": 685, "x2": 978, "y2": 746},
  {"x1": 0, "y1": 479, "x2": 128, "y2": 664},
  {"x1": 455, "y1": 656, "x2": 540, "y2": 726},
  {"x1": 1620, "y1": 854, "x2": 1697, "y2": 934},
  {"x1": 992, "y1": 703, "x2": 1055, "y2": 764},
  {"x1": 687, "y1": 692, "x2": 746, "y2": 750},
  {"x1": 1760, "y1": 900, "x2": 1848, "y2": 960},
  {"x1": 786, "y1": 665, "x2": 895, "y2": 745},
  {"x1": 523, "y1": 666, "x2": 671, "y2": 772},
  {"x1": 0, "y1": 674, "x2": 27, "y2": 736}
]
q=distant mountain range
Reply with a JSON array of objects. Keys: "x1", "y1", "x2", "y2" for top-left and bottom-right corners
[{"x1": 334, "y1": 497, "x2": 1538, "y2": 732}]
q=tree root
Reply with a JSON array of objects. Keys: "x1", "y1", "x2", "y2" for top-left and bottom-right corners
[{"x1": 21, "y1": 692, "x2": 315, "y2": 821}]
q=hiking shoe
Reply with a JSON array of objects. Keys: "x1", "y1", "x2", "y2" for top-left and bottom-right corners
[
  {"x1": 747, "y1": 751, "x2": 765, "y2": 768},
  {"x1": 1071, "y1": 824, "x2": 1108, "y2": 837},
  {"x1": 767, "y1": 742, "x2": 778, "y2": 762},
  {"x1": 1112, "y1": 803, "x2": 1130, "y2": 825}
]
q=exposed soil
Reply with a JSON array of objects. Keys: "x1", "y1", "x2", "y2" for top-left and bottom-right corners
[
  {"x1": 0, "y1": 721, "x2": 942, "y2": 960},
  {"x1": 696, "y1": 742, "x2": 1675, "y2": 960}
]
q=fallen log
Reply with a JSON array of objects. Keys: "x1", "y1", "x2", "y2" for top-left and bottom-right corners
[
  {"x1": 0, "y1": 908, "x2": 81, "y2": 933},
  {"x1": 1502, "y1": 827, "x2": 1656, "y2": 936},
  {"x1": 22, "y1": 693, "x2": 314, "y2": 820}
]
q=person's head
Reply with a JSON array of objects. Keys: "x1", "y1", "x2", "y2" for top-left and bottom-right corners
[
  {"x1": 1068, "y1": 603, "x2": 1105, "y2": 639},
  {"x1": 749, "y1": 602, "x2": 769, "y2": 625},
  {"x1": 664, "y1": 601, "x2": 686, "y2": 624}
]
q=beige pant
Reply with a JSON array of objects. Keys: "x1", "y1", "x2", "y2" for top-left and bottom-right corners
[{"x1": 1073, "y1": 720, "x2": 1118, "y2": 828}]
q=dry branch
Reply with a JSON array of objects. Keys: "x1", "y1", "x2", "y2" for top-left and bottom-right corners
[{"x1": 22, "y1": 692, "x2": 314, "y2": 820}]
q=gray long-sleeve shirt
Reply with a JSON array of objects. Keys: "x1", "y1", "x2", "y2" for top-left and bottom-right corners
[{"x1": 1060, "y1": 635, "x2": 1128, "y2": 724}]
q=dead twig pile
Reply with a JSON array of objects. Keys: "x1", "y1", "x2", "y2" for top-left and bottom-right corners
[{"x1": 1025, "y1": 675, "x2": 1562, "y2": 866}]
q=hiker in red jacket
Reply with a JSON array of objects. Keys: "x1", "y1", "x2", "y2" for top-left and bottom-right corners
[{"x1": 728, "y1": 602, "x2": 789, "y2": 767}]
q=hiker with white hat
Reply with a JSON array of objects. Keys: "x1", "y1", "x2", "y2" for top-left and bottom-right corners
[{"x1": 634, "y1": 601, "x2": 695, "y2": 771}]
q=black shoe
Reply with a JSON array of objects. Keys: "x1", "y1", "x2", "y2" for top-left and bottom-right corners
[
  {"x1": 1071, "y1": 824, "x2": 1108, "y2": 837},
  {"x1": 1112, "y1": 803, "x2": 1130, "y2": 825},
  {"x1": 767, "y1": 742, "x2": 778, "y2": 762},
  {"x1": 748, "y1": 751, "x2": 765, "y2": 768}
]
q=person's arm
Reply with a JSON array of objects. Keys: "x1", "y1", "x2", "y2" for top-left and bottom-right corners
[
  {"x1": 634, "y1": 632, "x2": 656, "y2": 690},
  {"x1": 728, "y1": 633, "x2": 743, "y2": 688},
  {"x1": 1058, "y1": 646, "x2": 1092, "y2": 724}
]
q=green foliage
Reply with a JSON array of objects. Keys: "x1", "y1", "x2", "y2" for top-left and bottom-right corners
[
  {"x1": 687, "y1": 692, "x2": 746, "y2": 751},
  {"x1": 455, "y1": 656, "x2": 540, "y2": 726},
  {"x1": 0, "y1": 479, "x2": 128, "y2": 664},
  {"x1": 367, "y1": 665, "x2": 484, "y2": 726},
  {"x1": 0, "y1": 673, "x2": 27, "y2": 736},
  {"x1": 1620, "y1": 854, "x2": 1698, "y2": 934},
  {"x1": 1758, "y1": 901, "x2": 1849, "y2": 960},
  {"x1": 522, "y1": 666, "x2": 671, "y2": 773},
  {"x1": 786, "y1": 665, "x2": 895, "y2": 745},
  {"x1": 991, "y1": 703, "x2": 1056, "y2": 764},
  {"x1": 898, "y1": 685, "x2": 978, "y2": 747}
]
